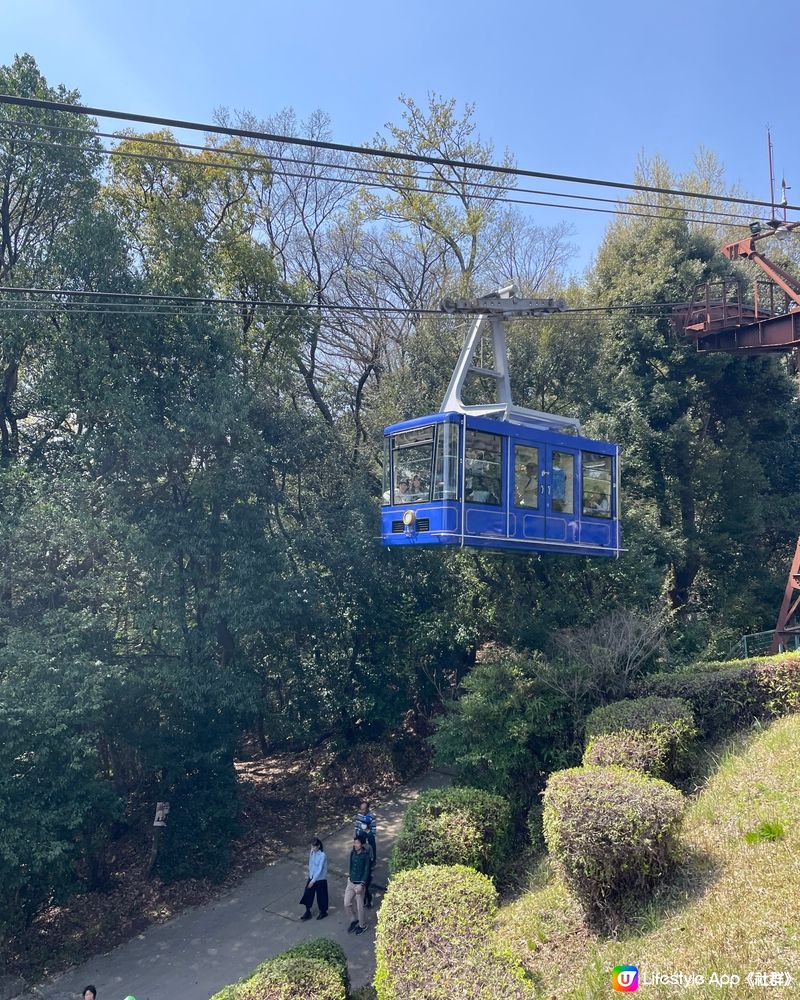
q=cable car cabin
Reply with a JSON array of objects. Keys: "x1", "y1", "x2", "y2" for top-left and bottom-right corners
[{"x1": 381, "y1": 412, "x2": 621, "y2": 557}]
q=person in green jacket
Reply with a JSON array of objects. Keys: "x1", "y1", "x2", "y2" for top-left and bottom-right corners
[{"x1": 344, "y1": 833, "x2": 371, "y2": 935}]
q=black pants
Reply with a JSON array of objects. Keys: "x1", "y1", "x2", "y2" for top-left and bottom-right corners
[
  {"x1": 364, "y1": 865, "x2": 373, "y2": 907},
  {"x1": 300, "y1": 879, "x2": 328, "y2": 914}
]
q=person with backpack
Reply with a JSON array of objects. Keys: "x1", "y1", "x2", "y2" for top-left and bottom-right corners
[
  {"x1": 354, "y1": 800, "x2": 377, "y2": 863},
  {"x1": 354, "y1": 800, "x2": 377, "y2": 907}
]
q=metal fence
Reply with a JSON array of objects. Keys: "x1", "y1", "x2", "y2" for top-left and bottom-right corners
[{"x1": 727, "y1": 630, "x2": 800, "y2": 660}]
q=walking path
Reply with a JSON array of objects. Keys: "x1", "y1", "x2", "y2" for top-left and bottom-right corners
[{"x1": 21, "y1": 768, "x2": 451, "y2": 1000}]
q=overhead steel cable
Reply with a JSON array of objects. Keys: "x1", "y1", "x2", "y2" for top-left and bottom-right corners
[
  {"x1": 0, "y1": 285, "x2": 693, "y2": 318},
  {"x1": 0, "y1": 118, "x2": 763, "y2": 226},
  {"x1": 0, "y1": 284, "x2": 440, "y2": 313},
  {"x1": 0, "y1": 133, "x2": 757, "y2": 232},
  {"x1": 0, "y1": 306, "x2": 687, "y2": 321},
  {"x1": 0, "y1": 92, "x2": 797, "y2": 213}
]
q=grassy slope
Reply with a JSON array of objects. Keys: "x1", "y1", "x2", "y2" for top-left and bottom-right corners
[{"x1": 497, "y1": 715, "x2": 800, "y2": 999}]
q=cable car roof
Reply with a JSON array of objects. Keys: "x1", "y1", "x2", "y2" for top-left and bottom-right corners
[{"x1": 384, "y1": 411, "x2": 617, "y2": 453}]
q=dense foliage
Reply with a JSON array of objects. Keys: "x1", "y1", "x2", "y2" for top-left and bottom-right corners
[
  {"x1": 430, "y1": 652, "x2": 577, "y2": 806},
  {"x1": 374, "y1": 864, "x2": 533, "y2": 1000},
  {"x1": 637, "y1": 654, "x2": 800, "y2": 738},
  {"x1": 583, "y1": 730, "x2": 671, "y2": 778},
  {"x1": 390, "y1": 786, "x2": 513, "y2": 883},
  {"x1": 542, "y1": 766, "x2": 685, "y2": 928}
]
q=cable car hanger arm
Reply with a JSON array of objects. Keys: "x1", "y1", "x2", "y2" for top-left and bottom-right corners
[{"x1": 438, "y1": 284, "x2": 579, "y2": 432}]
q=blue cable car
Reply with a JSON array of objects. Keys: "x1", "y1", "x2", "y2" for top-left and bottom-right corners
[{"x1": 380, "y1": 287, "x2": 621, "y2": 557}]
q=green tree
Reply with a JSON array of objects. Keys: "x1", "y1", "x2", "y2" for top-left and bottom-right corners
[
  {"x1": 431, "y1": 651, "x2": 576, "y2": 807},
  {"x1": 591, "y1": 210, "x2": 800, "y2": 651},
  {"x1": 0, "y1": 53, "x2": 100, "y2": 461}
]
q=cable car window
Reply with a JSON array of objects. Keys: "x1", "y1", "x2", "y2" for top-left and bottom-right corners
[
  {"x1": 551, "y1": 451, "x2": 574, "y2": 513},
  {"x1": 582, "y1": 451, "x2": 612, "y2": 518},
  {"x1": 391, "y1": 427, "x2": 433, "y2": 504},
  {"x1": 465, "y1": 430, "x2": 502, "y2": 505},
  {"x1": 381, "y1": 437, "x2": 391, "y2": 505},
  {"x1": 514, "y1": 445, "x2": 539, "y2": 508},
  {"x1": 432, "y1": 423, "x2": 460, "y2": 500}
]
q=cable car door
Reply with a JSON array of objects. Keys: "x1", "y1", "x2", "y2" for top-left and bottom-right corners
[{"x1": 545, "y1": 448, "x2": 579, "y2": 545}]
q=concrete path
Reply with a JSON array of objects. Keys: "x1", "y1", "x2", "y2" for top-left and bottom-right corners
[{"x1": 23, "y1": 768, "x2": 451, "y2": 1000}]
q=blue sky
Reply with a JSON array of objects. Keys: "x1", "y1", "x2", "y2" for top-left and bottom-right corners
[{"x1": 5, "y1": 0, "x2": 800, "y2": 272}]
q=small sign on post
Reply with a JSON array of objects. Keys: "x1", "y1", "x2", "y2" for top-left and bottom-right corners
[
  {"x1": 153, "y1": 801, "x2": 170, "y2": 827},
  {"x1": 147, "y1": 801, "x2": 170, "y2": 877}
]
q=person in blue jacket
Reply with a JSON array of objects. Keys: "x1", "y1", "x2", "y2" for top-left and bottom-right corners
[
  {"x1": 354, "y1": 800, "x2": 377, "y2": 863},
  {"x1": 299, "y1": 837, "x2": 328, "y2": 920}
]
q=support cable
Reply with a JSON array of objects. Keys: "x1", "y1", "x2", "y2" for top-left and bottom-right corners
[
  {"x1": 0, "y1": 119, "x2": 761, "y2": 226},
  {"x1": 1, "y1": 93, "x2": 796, "y2": 213}
]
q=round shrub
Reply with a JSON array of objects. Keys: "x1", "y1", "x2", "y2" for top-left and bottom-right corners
[
  {"x1": 584, "y1": 696, "x2": 697, "y2": 781},
  {"x1": 237, "y1": 958, "x2": 345, "y2": 1000},
  {"x1": 390, "y1": 786, "x2": 513, "y2": 883},
  {"x1": 285, "y1": 940, "x2": 349, "y2": 992},
  {"x1": 543, "y1": 766, "x2": 685, "y2": 928},
  {"x1": 583, "y1": 730, "x2": 670, "y2": 778},
  {"x1": 375, "y1": 864, "x2": 533, "y2": 1000},
  {"x1": 211, "y1": 939, "x2": 349, "y2": 1000}
]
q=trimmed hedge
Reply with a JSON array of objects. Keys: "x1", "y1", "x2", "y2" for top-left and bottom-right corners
[
  {"x1": 637, "y1": 666, "x2": 753, "y2": 738},
  {"x1": 210, "y1": 939, "x2": 349, "y2": 1000},
  {"x1": 583, "y1": 730, "x2": 669, "y2": 778},
  {"x1": 543, "y1": 766, "x2": 685, "y2": 928},
  {"x1": 375, "y1": 864, "x2": 533, "y2": 1000},
  {"x1": 583, "y1": 696, "x2": 697, "y2": 781},
  {"x1": 390, "y1": 786, "x2": 513, "y2": 884},
  {"x1": 637, "y1": 654, "x2": 800, "y2": 739}
]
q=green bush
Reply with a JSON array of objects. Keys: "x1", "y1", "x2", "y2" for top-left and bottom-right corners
[
  {"x1": 210, "y1": 939, "x2": 349, "y2": 1000},
  {"x1": 431, "y1": 654, "x2": 575, "y2": 807},
  {"x1": 390, "y1": 786, "x2": 513, "y2": 884},
  {"x1": 543, "y1": 766, "x2": 685, "y2": 928},
  {"x1": 584, "y1": 696, "x2": 697, "y2": 781},
  {"x1": 526, "y1": 800, "x2": 545, "y2": 853},
  {"x1": 637, "y1": 654, "x2": 800, "y2": 738},
  {"x1": 752, "y1": 655, "x2": 800, "y2": 716},
  {"x1": 375, "y1": 864, "x2": 533, "y2": 1000},
  {"x1": 0, "y1": 704, "x2": 123, "y2": 947},
  {"x1": 636, "y1": 667, "x2": 755, "y2": 738},
  {"x1": 583, "y1": 730, "x2": 669, "y2": 778}
]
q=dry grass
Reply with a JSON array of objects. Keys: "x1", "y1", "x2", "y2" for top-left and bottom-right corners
[{"x1": 498, "y1": 715, "x2": 800, "y2": 999}]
